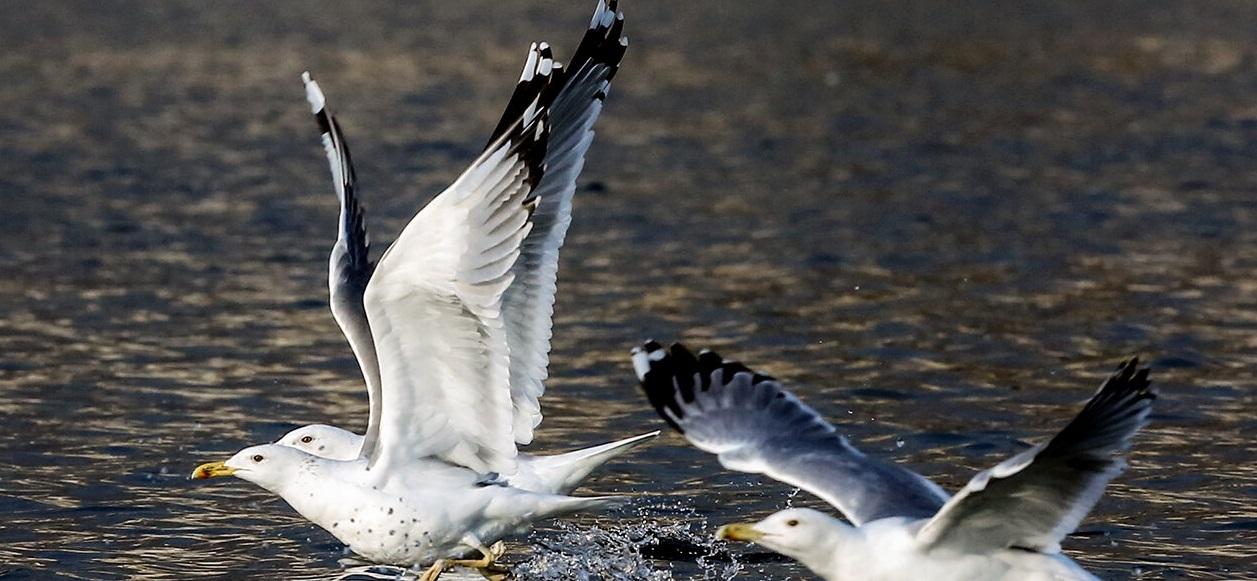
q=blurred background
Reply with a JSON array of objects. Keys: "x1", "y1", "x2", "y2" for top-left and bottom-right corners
[{"x1": 1, "y1": 0, "x2": 1255, "y2": 578}]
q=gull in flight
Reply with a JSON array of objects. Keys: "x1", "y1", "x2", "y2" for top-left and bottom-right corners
[
  {"x1": 190, "y1": 3, "x2": 653, "y2": 579},
  {"x1": 633, "y1": 341, "x2": 1154, "y2": 581}
]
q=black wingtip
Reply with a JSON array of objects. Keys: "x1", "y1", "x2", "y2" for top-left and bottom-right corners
[
  {"x1": 486, "y1": 41, "x2": 563, "y2": 150},
  {"x1": 560, "y1": 0, "x2": 629, "y2": 91},
  {"x1": 1103, "y1": 357, "x2": 1156, "y2": 401},
  {"x1": 519, "y1": 115, "x2": 551, "y2": 190},
  {"x1": 1047, "y1": 357, "x2": 1157, "y2": 460},
  {"x1": 485, "y1": 0, "x2": 627, "y2": 154},
  {"x1": 634, "y1": 340, "x2": 686, "y2": 433},
  {"x1": 635, "y1": 340, "x2": 785, "y2": 435}
]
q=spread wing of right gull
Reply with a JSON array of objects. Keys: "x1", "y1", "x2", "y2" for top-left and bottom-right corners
[
  {"x1": 491, "y1": 0, "x2": 628, "y2": 446},
  {"x1": 916, "y1": 359, "x2": 1154, "y2": 554},
  {"x1": 358, "y1": 43, "x2": 558, "y2": 477},
  {"x1": 302, "y1": 72, "x2": 383, "y2": 457},
  {"x1": 633, "y1": 341, "x2": 950, "y2": 525}
]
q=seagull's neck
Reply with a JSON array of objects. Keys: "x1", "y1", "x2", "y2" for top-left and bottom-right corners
[
  {"x1": 771, "y1": 516, "x2": 857, "y2": 578},
  {"x1": 811, "y1": 517, "x2": 923, "y2": 580},
  {"x1": 274, "y1": 457, "x2": 370, "y2": 525}
]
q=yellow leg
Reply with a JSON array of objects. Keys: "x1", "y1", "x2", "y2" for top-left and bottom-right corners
[
  {"x1": 420, "y1": 540, "x2": 509, "y2": 581},
  {"x1": 418, "y1": 559, "x2": 448, "y2": 581},
  {"x1": 474, "y1": 542, "x2": 509, "y2": 580},
  {"x1": 444, "y1": 545, "x2": 499, "y2": 569}
]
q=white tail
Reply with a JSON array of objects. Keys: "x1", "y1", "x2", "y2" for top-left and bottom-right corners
[{"x1": 514, "y1": 431, "x2": 659, "y2": 494}]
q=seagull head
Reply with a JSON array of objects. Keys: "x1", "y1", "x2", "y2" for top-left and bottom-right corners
[
  {"x1": 717, "y1": 508, "x2": 849, "y2": 571},
  {"x1": 276, "y1": 424, "x2": 362, "y2": 460},
  {"x1": 190, "y1": 443, "x2": 315, "y2": 494}
]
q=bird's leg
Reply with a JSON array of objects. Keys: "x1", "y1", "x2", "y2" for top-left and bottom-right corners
[
  {"x1": 476, "y1": 542, "x2": 510, "y2": 580},
  {"x1": 418, "y1": 560, "x2": 449, "y2": 581},
  {"x1": 447, "y1": 535, "x2": 509, "y2": 572},
  {"x1": 419, "y1": 537, "x2": 508, "y2": 581}
]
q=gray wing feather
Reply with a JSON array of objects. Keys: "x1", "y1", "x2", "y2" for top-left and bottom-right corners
[
  {"x1": 916, "y1": 359, "x2": 1154, "y2": 554},
  {"x1": 634, "y1": 341, "x2": 948, "y2": 525},
  {"x1": 495, "y1": 0, "x2": 629, "y2": 445},
  {"x1": 303, "y1": 73, "x2": 383, "y2": 458}
]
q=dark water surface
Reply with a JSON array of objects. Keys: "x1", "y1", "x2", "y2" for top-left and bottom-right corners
[{"x1": 2, "y1": 1, "x2": 1256, "y2": 579}]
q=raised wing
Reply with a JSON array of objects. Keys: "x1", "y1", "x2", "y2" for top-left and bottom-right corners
[
  {"x1": 302, "y1": 72, "x2": 383, "y2": 458},
  {"x1": 916, "y1": 359, "x2": 1154, "y2": 554},
  {"x1": 634, "y1": 341, "x2": 949, "y2": 525},
  {"x1": 363, "y1": 47, "x2": 558, "y2": 477},
  {"x1": 493, "y1": 0, "x2": 629, "y2": 446}
]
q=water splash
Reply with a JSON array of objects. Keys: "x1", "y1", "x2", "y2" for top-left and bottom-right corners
[{"x1": 513, "y1": 504, "x2": 742, "y2": 580}]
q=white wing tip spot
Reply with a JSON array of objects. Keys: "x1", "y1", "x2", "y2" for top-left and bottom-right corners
[
  {"x1": 631, "y1": 349, "x2": 654, "y2": 380},
  {"x1": 520, "y1": 43, "x2": 540, "y2": 82},
  {"x1": 303, "y1": 72, "x2": 326, "y2": 114},
  {"x1": 631, "y1": 342, "x2": 666, "y2": 380}
]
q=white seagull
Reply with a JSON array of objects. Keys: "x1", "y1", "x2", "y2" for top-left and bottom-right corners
[
  {"x1": 632, "y1": 341, "x2": 1154, "y2": 581},
  {"x1": 270, "y1": 0, "x2": 655, "y2": 497},
  {"x1": 191, "y1": 3, "x2": 653, "y2": 578}
]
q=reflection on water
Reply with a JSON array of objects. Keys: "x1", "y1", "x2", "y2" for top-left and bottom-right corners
[{"x1": 2, "y1": 0, "x2": 1257, "y2": 579}]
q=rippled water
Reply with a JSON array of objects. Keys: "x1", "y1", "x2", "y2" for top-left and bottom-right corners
[{"x1": 2, "y1": 1, "x2": 1256, "y2": 579}]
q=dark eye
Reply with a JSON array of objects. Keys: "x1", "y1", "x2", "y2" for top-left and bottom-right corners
[
  {"x1": 251, "y1": 454, "x2": 264, "y2": 462},
  {"x1": 300, "y1": 436, "x2": 313, "y2": 444},
  {"x1": 786, "y1": 519, "x2": 799, "y2": 527}
]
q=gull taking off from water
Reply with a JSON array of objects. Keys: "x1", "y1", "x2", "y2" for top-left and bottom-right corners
[
  {"x1": 633, "y1": 341, "x2": 1154, "y2": 581},
  {"x1": 191, "y1": 3, "x2": 651, "y2": 578},
  {"x1": 270, "y1": 0, "x2": 655, "y2": 497}
]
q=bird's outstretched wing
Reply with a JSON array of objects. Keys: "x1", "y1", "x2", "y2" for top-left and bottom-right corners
[
  {"x1": 363, "y1": 43, "x2": 559, "y2": 477},
  {"x1": 916, "y1": 359, "x2": 1154, "y2": 554},
  {"x1": 494, "y1": 0, "x2": 629, "y2": 446},
  {"x1": 634, "y1": 341, "x2": 949, "y2": 525},
  {"x1": 302, "y1": 72, "x2": 383, "y2": 457}
]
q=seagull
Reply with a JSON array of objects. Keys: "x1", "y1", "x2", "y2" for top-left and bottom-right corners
[
  {"x1": 632, "y1": 341, "x2": 1154, "y2": 581},
  {"x1": 190, "y1": 3, "x2": 650, "y2": 579},
  {"x1": 270, "y1": 0, "x2": 654, "y2": 498}
]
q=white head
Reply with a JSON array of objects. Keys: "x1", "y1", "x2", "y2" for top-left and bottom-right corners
[
  {"x1": 190, "y1": 443, "x2": 316, "y2": 495},
  {"x1": 275, "y1": 424, "x2": 363, "y2": 460},
  {"x1": 717, "y1": 508, "x2": 850, "y2": 574}
]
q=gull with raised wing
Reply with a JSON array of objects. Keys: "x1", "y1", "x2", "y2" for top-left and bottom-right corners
[
  {"x1": 189, "y1": 3, "x2": 648, "y2": 579},
  {"x1": 633, "y1": 341, "x2": 1154, "y2": 581},
  {"x1": 274, "y1": 0, "x2": 655, "y2": 497}
]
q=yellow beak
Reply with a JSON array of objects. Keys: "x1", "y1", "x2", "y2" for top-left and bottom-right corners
[
  {"x1": 190, "y1": 461, "x2": 237, "y2": 480},
  {"x1": 716, "y1": 522, "x2": 766, "y2": 542}
]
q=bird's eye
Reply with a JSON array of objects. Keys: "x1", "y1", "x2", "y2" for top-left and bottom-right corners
[
  {"x1": 251, "y1": 454, "x2": 264, "y2": 462},
  {"x1": 300, "y1": 435, "x2": 313, "y2": 444},
  {"x1": 786, "y1": 519, "x2": 799, "y2": 527}
]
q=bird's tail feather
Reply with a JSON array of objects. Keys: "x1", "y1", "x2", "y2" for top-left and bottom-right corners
[{"x1": 519, "y1": 431, "x2": 659, "y2": 494}]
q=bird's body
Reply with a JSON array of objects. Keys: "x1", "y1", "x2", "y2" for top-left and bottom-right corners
[
  {"x1": 191, "y1": 3, "x2": 646, "y2": 576},
  {"x1": 232, "y1": 446, "x2": 615, "y2": 566},
  {"x1": 635, "y1": 342, "x2": 1153, "y2": 581},
  {"x1": 738, "y1": 510, "x2": 1095, "y2": 581}
]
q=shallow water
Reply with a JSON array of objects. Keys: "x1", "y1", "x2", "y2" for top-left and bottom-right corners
[{"x1": 2, "y1": 1, "x2": 1256, "y2": 579}]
